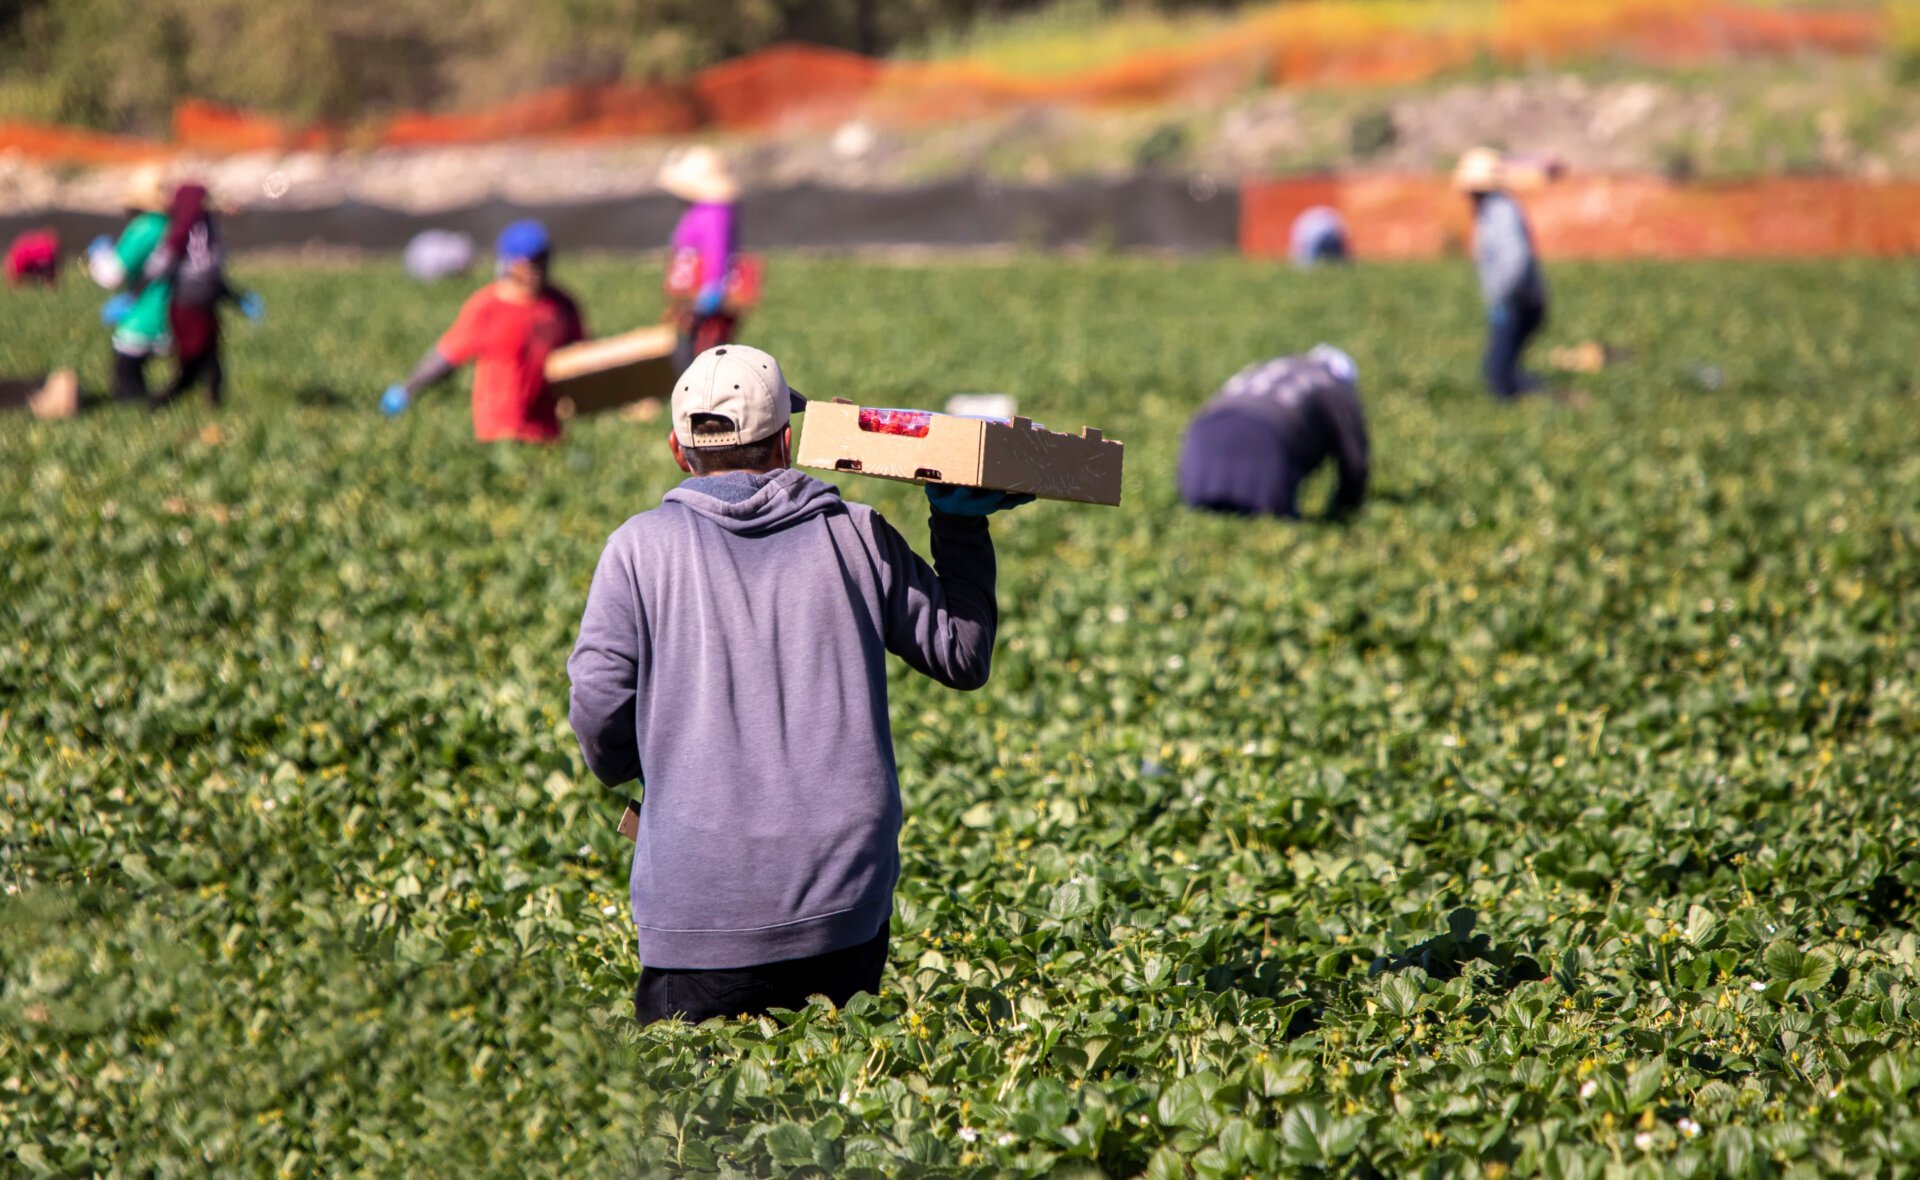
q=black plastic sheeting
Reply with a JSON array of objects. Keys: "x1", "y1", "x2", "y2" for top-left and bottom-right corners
[{"x1": 0, "y1": 176, "x2": 1239, "y2": 256}]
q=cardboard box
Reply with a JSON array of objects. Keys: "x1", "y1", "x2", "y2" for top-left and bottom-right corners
[
  {"x1": 797, "y1": 399, "x2": 1124, "y2": 506},
  {"x1": 545, "y1": 325, "x2": 678, "y2": 418},
  {"x1": 0, "y1": 370, "x2": 79, "y2": 420}
]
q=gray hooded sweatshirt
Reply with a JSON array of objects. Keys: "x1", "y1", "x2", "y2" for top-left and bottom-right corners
[{"x1": 567, "y1": 468, "x2": 997, "y2": 969}]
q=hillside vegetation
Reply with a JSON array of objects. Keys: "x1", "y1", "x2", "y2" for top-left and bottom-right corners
[{"x1": 0, "y1": 0, "x2": 1240, "y2": 130}]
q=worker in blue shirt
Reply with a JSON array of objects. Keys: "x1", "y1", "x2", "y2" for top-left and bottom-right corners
[{"x1": 1456, "y1": 147, "x2": 1550, "y2": 399}]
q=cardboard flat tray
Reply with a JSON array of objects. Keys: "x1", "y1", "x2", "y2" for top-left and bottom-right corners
[
  {"x1": 796, "y1": 399, "x2": 1123, "y2": 506},
  {"x1": 0, "y1": 371, "x2": 78, "y2": 419},
  {"x1": 545, "y1": 325, "x2": 678, "y2": 417}
]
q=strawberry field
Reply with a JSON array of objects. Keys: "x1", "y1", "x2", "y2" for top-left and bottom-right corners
[{"x1": 4, "y1": 255, "x2": 1920, "y2": 1177}]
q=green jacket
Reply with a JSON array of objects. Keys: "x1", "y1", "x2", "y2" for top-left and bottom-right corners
[{"x1": 112, "y1": 212, "x2": 172, "y2": 351}]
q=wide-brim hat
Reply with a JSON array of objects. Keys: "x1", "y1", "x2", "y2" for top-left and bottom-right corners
[
  {"x1": 1452, "y1": 147, "x2": 1507, "y2": 193},
  {"x1": 122, "y1": 164, "x2": 170, "y2": 213},
  {"x1": 658, "y1": 146, "x2": 739, "y2": 203}
]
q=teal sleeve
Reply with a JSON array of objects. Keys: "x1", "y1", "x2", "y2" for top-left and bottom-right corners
[{"x1": 115, "y1": 214, "x2": 165, "y2": 274}]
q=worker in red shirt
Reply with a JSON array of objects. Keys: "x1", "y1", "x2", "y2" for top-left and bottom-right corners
[{"x1": 380, "y1": 220, "x2": 585, "y2": 442}]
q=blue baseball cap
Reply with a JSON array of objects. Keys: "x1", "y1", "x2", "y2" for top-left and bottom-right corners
[{"x1": 496, "y1": 220, "x2": 551, "y2": 262}]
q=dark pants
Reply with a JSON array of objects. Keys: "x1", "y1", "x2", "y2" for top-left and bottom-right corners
[
  {"x1": 634, "y1": 927, "x2": 888, "y2": 1026},
  {"x1": 1483, "y1": 296, "x2": 1547, "y2": 399},
  {"x1": 158, "y1": 350, "x2": 223, "y2": 409},
  {"x1": 672, "y1": 313, "x2": 738, "y2": 376},
  {"x1": 158, "y1": 303, "x2": 223, "y2": 408},
  {"x1": 113, "y1": 350, "x2": 150, "y2": 404}
]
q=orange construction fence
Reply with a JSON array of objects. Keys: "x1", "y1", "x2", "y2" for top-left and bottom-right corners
[
  {"x1": 0, "y1": 0, "x2": 1887, "y2": 162},
  {"x1": 0, "y1": 122, "x2": 165, "y2": 166},
  {"x1": 1244, "y1": 175, "x2": 1920, "y2": 260}
]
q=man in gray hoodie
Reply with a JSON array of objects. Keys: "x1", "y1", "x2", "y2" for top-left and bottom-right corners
[
  {"x1": 1455, "y1": 148, "x2": 1549, "y2": 400},
  {"x1": 567, "y1": 344, "x2": 1029, "y2": 1024}
]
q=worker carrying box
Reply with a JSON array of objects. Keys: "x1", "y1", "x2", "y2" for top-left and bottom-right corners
[
  {"x1": 378, "y1": 220, "x2": 586, "y2": 443},
  {"x1": 567, "y1": 344, "x2": 1033, "y2": 1025}
]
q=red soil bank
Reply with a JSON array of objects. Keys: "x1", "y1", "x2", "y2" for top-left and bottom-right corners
[{"x1": 1244, "y1": 175, "x2": 1920, "y2": 260}]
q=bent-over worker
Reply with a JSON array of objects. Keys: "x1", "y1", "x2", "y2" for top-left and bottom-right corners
[
  {"x1": 1177, "y1": 345, "x2": 1369, "y2": 520},
  {"x1": 381, "y1": 220, "x2": 585, "y2": 443},
  {"x1": 1289, "y1": 206, "x2": 1350, "y2": 269}
]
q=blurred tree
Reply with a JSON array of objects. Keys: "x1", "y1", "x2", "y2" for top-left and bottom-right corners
[{"x1": 0, "y1": 0, "x2": 1246, "y2": 129}]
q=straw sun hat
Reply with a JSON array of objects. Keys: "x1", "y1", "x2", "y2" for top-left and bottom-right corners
[
  {"x1": 1452, "y1": 147, "x2": 1507, "y2": 193},
  {"x1": 658, "y1": 145, "x2": 739, "y2": 203},
  {"x1": 121, "y1": 164, "x2": 170, "y2": 213}
]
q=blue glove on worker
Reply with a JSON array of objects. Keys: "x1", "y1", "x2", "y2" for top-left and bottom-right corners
[
  {"x1": 1489, "y1": 303, "x2": 1511, "y2": 328},
  {"x1": 926, "y1": 484, "x2": 1035, "y2": 517},
  {"x1": 692, "y1": 286, "x2": 726, "y2": 317},
  {"x1": 239, "y1": 291, "x2": 266, "y2": 323},
  {"x1": 100, "y1": 294, "x2": 134, "y2": 327},
  {"x1": 379, "y1": 384, "x2": 412, "y2": 417}
]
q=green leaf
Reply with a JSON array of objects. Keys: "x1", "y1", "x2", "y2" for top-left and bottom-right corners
[
  {"x1": 762, "y1": 1121, "x2": 814, "y2": 1166},
  {"x1": 1717, "y1": 1125, "x2": 1754, "y2": 1176},
  {"x1": 1798, "y1": 947, "x2": 1837, "y2": 991},
  {"x1": 1626, "y1": 1062, "x2": 1662, "y2": 1107},
  {"x1": 1763, "y1": 940, "x2": 1806, "y2": 984},
  {"x1": 1379, "y1": 975, "x2": 1420, "y2": 1017},
  {"x1": 1764, "y1": 940, "x2": 1837, "y2": 991},
  {"x1": 1682, "y1": 905, "x2": 1719, "y2": 948},
  {"x1": 1321, "y1": 1116, "x2": 1367, "y2": 1158},
  {"x1": 1280, "y1": 1103, "x2": 1330, "y2": 1164},
  {"x1": 1144, "y1": 1145, "x2": 1188, "y2": 1180},
  {"x1": 1555, "y1": 947, "x2": 1583, "y2": 995},
  {"x1": 1156, "y1": 1075, "x2": 1211, "y2": 1129}
]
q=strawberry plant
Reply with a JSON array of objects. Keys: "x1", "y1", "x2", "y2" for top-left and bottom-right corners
[{"x1": 3, "y1": 255, "x2": 1919, "y2": 1176}]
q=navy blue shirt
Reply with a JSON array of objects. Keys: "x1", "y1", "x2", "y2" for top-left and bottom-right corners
[{"x1": 1177, "y1": 353, "x2": 1370, "y2": 519}]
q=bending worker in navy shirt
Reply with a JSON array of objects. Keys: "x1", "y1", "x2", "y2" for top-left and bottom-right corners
[{"x1": 1177, "y1": 345, "x2": 1370, "y2": 520}]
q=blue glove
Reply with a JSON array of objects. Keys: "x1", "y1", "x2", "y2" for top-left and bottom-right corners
[
  {"x1": 926, "y1": 485, "x2": 1036, "y2": 517},
  {"x1": 693, "y1": 286, "x2": 725, "y2": 317},
  {"x1": 88, "y1": 235, "x2": 115, "y2": 259},
  {"x1": 1489, "y1": 303, "x2": 1512, "y2": 328},
  {"x1": 380, "y1": 385, "x2": 412, "y2": 417},
  {"x1": 100, "y1": 294, "x2": 134, "y2": 327},
  {"x1": 239, "y1": 291, "x2": 265, "y2": 323}
]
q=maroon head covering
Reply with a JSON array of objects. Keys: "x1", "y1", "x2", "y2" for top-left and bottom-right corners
[{"x1": 163, "y1": 183, "x2": 211, "y2": 255}]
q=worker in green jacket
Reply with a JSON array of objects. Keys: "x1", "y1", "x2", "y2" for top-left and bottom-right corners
[{"x1": 87, "y1": 166, "x2": 174, "y2": 405}]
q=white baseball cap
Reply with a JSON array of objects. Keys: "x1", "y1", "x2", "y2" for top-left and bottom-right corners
[{"x1": 672, "y1": 345, "x2": 807, "y2": 448}]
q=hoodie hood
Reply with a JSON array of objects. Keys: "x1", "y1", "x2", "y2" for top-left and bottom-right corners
[{"x1": 662, "y1": 467, "x2": 842, "y2": 536}]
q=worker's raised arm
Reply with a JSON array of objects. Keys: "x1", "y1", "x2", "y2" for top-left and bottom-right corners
[
  {"x1": 869, "y1": 489, "x2": 1029, "y2": 691},
  {"x1": 567, "y1": 531, "x2": 648, "y2": 787}
]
